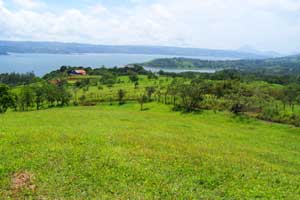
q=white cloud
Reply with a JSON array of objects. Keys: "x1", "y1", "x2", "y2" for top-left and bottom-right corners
[
  {"x1": 249, "y1": 0, "x2": 300, "y2": 12},
  {"x1": 12, "y1": 0, "x2": 45, "y2": 10},
  {"x1": 0, "y1": 0, "x2": 300, "y2": 53}
]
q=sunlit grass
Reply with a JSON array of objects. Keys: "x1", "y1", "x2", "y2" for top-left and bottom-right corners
[{"x1": 0, "y1": 103, "x2": 299, "y2": 199}]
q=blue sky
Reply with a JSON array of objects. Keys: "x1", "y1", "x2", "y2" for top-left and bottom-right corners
[
  {"x1": 3, "y1": 0, "x2": 158, "y2": 11},
  {"x1": 1, "y1": 0, "x2": 300, "y2": 54}
]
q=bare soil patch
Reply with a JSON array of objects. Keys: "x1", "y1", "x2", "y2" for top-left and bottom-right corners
[{"x1": 11, "y1": 171, "x2": 36, "y2": 193}]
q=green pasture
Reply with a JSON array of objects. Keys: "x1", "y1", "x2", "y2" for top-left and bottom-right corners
[{"x1": 0, "y1": 103, "x2": 299, "y2": 199}]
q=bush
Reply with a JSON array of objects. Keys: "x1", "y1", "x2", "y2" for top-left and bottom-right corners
[{"x1": 80, "y1": 101, "x2": 97, "y2": 106}]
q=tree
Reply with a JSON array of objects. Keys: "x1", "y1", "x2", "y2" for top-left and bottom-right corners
[
  {"x1": 100, "y1": 72, "x2": 117, "y2": 87},
  {"x1": 155, "y1": 88, "x2": 163, "y2": 103},
  {"x1": 34, "y1": 84, "x2": 46, "y2": 110},
  {"x1": 10, "y1": 92, "x2": 18, "y2": 111},
  {"x1": 134, "y1": 81, "x2": 139, "y2": 89},
  {"x1": 44, "y1": 84, "x2": 57, "y2": 107},
  {"x1": 167, "y1": 79, "x2": 181, "y2": 106},
  {"x1": 0, "y1": 72, "x2": 38, "y2": 86},
  {"x1": 147, "y1": 73, "x2": 158, "y2": 80},
  {"x1": 225, "y1": 84, "x2": 247, "y2": 115},
  {"x1": 0, "y1": 84, "x2": 14, "y2": 113},
  {"x1": 19, "y1": 85, "x2": 35, "y2": 111},
  {"x1": 56, "y1": 87, "x2": 72, "y2": 106},
  {"x1": 138, "y1": 94, "x2": 147, "y2": 111},
  {"x1": 297, "y1": 95, "x2": 300, "y2": 108},
  {"x1": 282, "y1": 84, "x2": 300, "y2": 112},
  {"x1": 146, "y1": 86, "x2": 156, "y2": 101},
  {"x1": 117, "y1": 89, "x2": 126, "y2": 105},
  {"x1": 129, "y1": 72, "x2": 139, "y2": 83},
  {"x1": 177, "y1": 80, "x2": 204, "y2": 112},
  {"x1": 73, "y1": 86, "x2": 79, "y2": 105}
]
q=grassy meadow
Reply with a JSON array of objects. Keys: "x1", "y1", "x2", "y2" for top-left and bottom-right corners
[{"x1": 0, "y1": 102, "x2": 299, "y2": 199}]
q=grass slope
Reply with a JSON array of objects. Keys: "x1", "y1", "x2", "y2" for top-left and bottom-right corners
[{"x1": 0, "y1": 103, "x2": 299, "y2": 199}]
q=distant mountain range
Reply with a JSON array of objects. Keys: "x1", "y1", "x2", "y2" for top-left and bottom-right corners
[
  {"x1": 140, "y1": 54, "x2": 300, "y2": 75},
  {"x1": 237, "y1": 45, "x2": 282, "y2": 57},
  {"x1": 0, "y1": 40, "x2": 274, "y2": 59}
]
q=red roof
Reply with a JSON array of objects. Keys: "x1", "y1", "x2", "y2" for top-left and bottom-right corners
[
  {"x1": 75, "y1": 70, "x2": 86, "y2": 74},
  {"x1": 70, "y1": 70, "x2": 87, "y2": 75}
]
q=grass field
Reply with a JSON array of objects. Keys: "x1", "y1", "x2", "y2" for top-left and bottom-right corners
[
  {"x1": 0, "y1": 103, "x2": 299, "y2": 199},
  {"x1": 73, "y1": 75, "x2": 172, "y2": 102}
]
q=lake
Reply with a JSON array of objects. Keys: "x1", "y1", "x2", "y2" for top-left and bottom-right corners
[{"x1": 0, "y1": 53, "x2": 218, "y2": 76}]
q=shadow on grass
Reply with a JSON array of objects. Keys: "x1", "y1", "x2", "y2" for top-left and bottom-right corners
[
  {"x1": 171, "y1": 106, "x2": 204, "y2": 115},
  {"x1": 231, "y1": 113, "x2": 254, "y2": 123}
]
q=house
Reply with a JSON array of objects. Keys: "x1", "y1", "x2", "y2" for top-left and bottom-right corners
[{"x1": 69, "y1": 69, "x2": 87, "y2": 76}]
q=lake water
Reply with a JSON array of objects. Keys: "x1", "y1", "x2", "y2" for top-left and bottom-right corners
[{"x1": 0, "y1": 53, "x2": 218, "y2": 76}]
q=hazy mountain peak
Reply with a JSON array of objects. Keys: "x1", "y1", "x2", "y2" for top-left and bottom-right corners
[{"x1": 238, "y1": 45, "x2": 281, "y2": 58}]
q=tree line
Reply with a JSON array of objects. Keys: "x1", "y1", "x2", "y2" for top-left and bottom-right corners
[
  {"x1": 152, "y1": 77, "x2": 300, "y2": 126},
  {"x1": 0, "y1": 81, "x2": 71, "y2": 113},
  {"x1": 0, "y1": 72, "x2": 39, "y2": 86}
]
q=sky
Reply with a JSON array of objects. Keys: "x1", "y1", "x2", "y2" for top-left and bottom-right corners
[{"x1": 0, "y1": 0, "x2": 300, "y2": 54}]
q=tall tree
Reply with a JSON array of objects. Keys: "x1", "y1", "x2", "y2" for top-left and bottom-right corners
[
  {"x1": 34, "y1": 84, "x2": 46, "y2": 110},
  {"x1": 117, "y1": 89, "x2": 126, "y2": 105},
  {"x1": 146, "y1": 86, "x2": 156, "y2": 101},
  {"x1": 0, "y1": 84, "x2": 14, "y2": 113},
  {"x1": 138, "y1": 94, "x2": 148, "y2": 111},
  {"x1": 19, "y1": 85, "x2": 35, "y2": 111},
  {"x1": 177, "y1": 79, "x2": 204, "y2": 112}
]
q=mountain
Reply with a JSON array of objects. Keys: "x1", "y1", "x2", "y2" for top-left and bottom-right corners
[
  {"x1": 0, "y1": 40, "x2": 270, "y2": 59},
  {"x1": 238, "y1": 45, "x2": 281, "y2": 57},
  {"x1": 139, "y1": 55, "x2": 300, "y2": 75}
]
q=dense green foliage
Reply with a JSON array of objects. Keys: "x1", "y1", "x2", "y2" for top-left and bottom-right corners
[
  {"x1": 0, "y1": 72, "x2": 38, "y2": 86},
  {"x1": 159, "y1": 69, "x2": 300, "y2": 85},
  {"x1": 142, "y1": 55, "x2": 300, "y2": 75},
  {"x1": 0, "y1": 84, "x2": 15, "y2": 113},
  {"x1": 43, "y1": 65, "x2": 153, "y2": 80},
  {"x1": 6, "y1": 82, "x2": 71, "y2": 111}
]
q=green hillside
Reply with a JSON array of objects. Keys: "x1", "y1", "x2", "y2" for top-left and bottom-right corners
[
  {"x1": 0, "y1": 103, "x2": 299, "y2": 199},
  {"x1": 141, "y1": 55, "x2": 300, "y2": 74}
]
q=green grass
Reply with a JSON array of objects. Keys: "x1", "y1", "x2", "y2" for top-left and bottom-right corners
[
  {"x1": 73, "y1": 75, "x2": 172, "y2": 102},
  {"x1": 0, "y1": 103, "x2": 299, "y2": 199}
]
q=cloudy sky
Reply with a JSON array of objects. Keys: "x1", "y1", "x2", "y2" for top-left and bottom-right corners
[{"x1": 0, "y1": 0, "x2": 300, "y2": 53}]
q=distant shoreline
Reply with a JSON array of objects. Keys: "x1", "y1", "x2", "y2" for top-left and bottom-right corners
[{"x1": 1, "y1": 52, "x2": 240, "y2": 61}]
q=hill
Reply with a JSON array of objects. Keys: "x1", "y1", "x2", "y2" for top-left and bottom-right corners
[
  {"x1": 0, "y1": 40, "x2": 269, "y2": 59},
  {"x1": 0, "y1": 103, "x2": 299, "y2": 199},
  {"x1": 140, "y1": 55, "x2": 300, "y2": 74}
]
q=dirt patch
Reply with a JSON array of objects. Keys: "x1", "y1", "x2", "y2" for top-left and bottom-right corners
[{"x1": 11, "y1": 171, "x2": 36, "y2": 193}]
